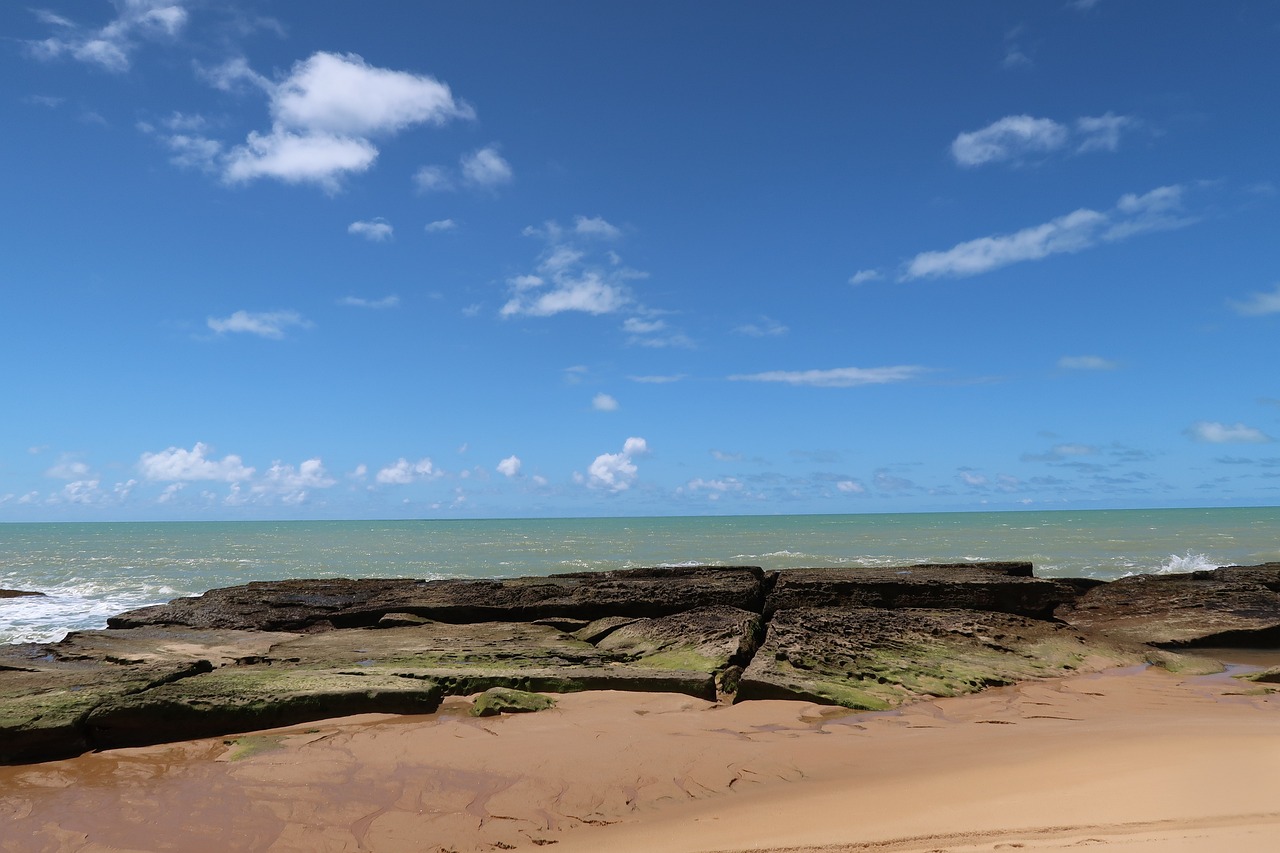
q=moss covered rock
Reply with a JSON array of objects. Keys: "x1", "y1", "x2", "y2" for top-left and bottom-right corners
[{"x1": 470, "y1": 687, "x2": 556, "y2": 717}]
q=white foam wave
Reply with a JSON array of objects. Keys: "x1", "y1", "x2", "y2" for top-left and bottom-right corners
[{"x1": 1121, "y1": 551, "x2": 1221, "y2": 578}]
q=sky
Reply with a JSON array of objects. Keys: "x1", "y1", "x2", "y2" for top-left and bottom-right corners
[{"x1": 1, "y1": 0, "x2": 1278, "y2": 521}]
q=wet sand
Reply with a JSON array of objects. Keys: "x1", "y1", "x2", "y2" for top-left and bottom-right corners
[{"x1": 1, "y1": 659, "x2": 1278, "y2": 853}]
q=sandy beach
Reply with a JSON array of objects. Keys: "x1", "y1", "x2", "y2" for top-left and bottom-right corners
[{"x1": 2, "y1": 655, "x2": 1277, "y2": 853}]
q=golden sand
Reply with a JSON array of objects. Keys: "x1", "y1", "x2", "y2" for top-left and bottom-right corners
[{"x1": 2, "y1": 659, "x2": 1277, "y2": 852}]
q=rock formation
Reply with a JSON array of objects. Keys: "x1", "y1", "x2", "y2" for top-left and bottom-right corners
[{"x1": 4, "y1": 561, "x2": 1279, "y2": 764}]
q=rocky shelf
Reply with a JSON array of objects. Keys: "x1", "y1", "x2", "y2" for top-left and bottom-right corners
[{"x1": 3, "y1": 561, "x2": 1279, "y2": 764}]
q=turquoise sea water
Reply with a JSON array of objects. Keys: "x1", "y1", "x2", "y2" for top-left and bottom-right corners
[{"x1": 2, "y1": 507, "x2": 1278, "y2": 644}]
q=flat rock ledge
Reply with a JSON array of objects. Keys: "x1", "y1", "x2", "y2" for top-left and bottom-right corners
[
  {"x1": 4, "y1": 561, "x2": 1279, "y2": 764},
  {"x1": 0, "y1": 589, "x2": 45, "y2": 599}
]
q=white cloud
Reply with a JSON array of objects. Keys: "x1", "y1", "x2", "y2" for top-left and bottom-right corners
[
  {"x1": 164, "y1": 133, "x2": 222, "y2": 171},
  {"x1": 502, "y1": 219, "x2": 663, "y2": 323},
  {"x1": 574, "y1": 216, "x2": 621, "y2": 239},
  {"x1": 848, "y1": 269, "x2": 882, "y2": 285},
  {"x1": 207, "y1": 309, "x2": 309, "y2": 339},
  {"x1": 376, "y1": 457, "x2": 438, "y2": 484},
  {"x1": 686, "y1": 477, "x2": 743, "y2": 493},
  {"x1": 902, "y1": 185, "x2": 1193, "y2": 280},
  {"x1": 139, "y1": 442, "x2": 255, "y2": 482},
  {"x1": 348, "y1": 218, "x2": 393, "y2": 241},
  {"x1": 425, "y1": 218, "x2": 457, "y2": 233},
  {"x1": 45, "y1": 456, "x2": 91, "y2": 480},
  {"x1": 338, "y1": 295, "x2": 399, "y2": 309},
  {"x1": 958, "y1": 471, "x2": 988, "y2": 487},
  {"x1": 502, "y1": 271, "x2": 631, "y2": 318},
  {"x1": 836, "y1": 480, "x2": 865, "y2": 493},
  {"x1": 157, "y1": 482, "x2": 185, "y2": 503},
  {"x1": 584, "y1": 437, "x2": 649, "y2": 492},
  {"x1": 1076, "y1": 113, "x2": 1134, "y2": 153},
  {"x1": 1021, "y1": 443, "x2": 1099, "y2": 462},
  {"x1": 222, "y1": 129, "x2": 378, "y2": 190},
  {"x1": 199, "y1": 56, "x2": 272, "y2": 93},
  {"x1": 951, "y1": 113, "x2": 1135, "y2": 167},
  {"x1": 414, "y1": 146, "x2": 514, "y2": 194},
  {"x1": 951, "y1": 116, "x2": 1070, "y2": 167},
  {"x1": 460, "y1": 146, "x2": 513, "y2": 187},
  {"x1": 413, "y1": 165, "x2": 453, "y2": 193},
  {"x1": 193, "y1": 52, "x2": 474, "y2": 191},
  {"x1": 593, "y1": 393, "x2": 620, "y2": 412},
  {"x1": 1058, "y1": 355, "x2": 1118, "y2": 370},
  {"x1": 622, "y1": 316, "x2": 693, "y2": 349},
  {"x1": 497, "y1": 455, "x2": 522, "y2": 477},
  {"x1": 1229, "y1": 283, "x2": 1280, "y2": 316},
  {"x1": 1187, "y1": 422, "x2": 1273, "y2": 444},
  {"x1": 728, "y1": 366, "x2": 925, "y2": 387},
  {"x1": 26, "y1": 1, "x2": 189, "y2": 73},
  {"x1": 271, "y1": 52, "x2": 473, "y2": 136},
  {"x1": 622, "y1": 317, "x2": 666, "y2": 335},
  {"x1": 734, "y1": 317, "x2": 789, "y2": 337},
  {"x1": 253, "y1": 458, "x2": 335, "y2": 503},
  {"x1": 629, "y1": 374, "x2": 685, "y2": 384}
]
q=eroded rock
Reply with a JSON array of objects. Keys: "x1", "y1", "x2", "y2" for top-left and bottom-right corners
[
  {"x1": 1056, "y1": 572, "x2": 1280, "y2": 647},
  {"x1": 0, "y1": 643, "x2": 212, "y2": 764},
  {"x1": 83, "y1": 667, "x2": 443, "y2": 750},
  {"x1": 108, "y1": 566, "x2": 766, "y2": 632},
  {"x1": 765, "y1": 563, "x2": 1075, "y2": 619},
  {"x1": 737, "y1": 607, "x2": 1133, "y2": 710}
]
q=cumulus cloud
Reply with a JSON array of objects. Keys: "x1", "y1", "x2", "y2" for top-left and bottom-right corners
[
  {"x1": 582, "y1": 437, "x2": 648, "y2": 493},
  {"x1": 424, "y1": 218, "x2": 457, "y2": 233},
  {"x1": 574, "y1": 216, "x2": 622, "y2": 239},
  {"x1": 728, "y1": 366, "x2": 925, "y2": 387},
  {"x1": 174, "y1": 52, "x2": 474, "y2": 191},
  {"x1": 376, "y1": 457, "x2": 438, "y2": 484},
  {"x1": 139, "y1": 442, "x2": 254, "y2": 482},
  {"x1": 500, "y1": 220, "x2": 647, "y2": 319},
  {"x1": 460, "y1": 146, "x2": 513, "y2": 187},
  {"x1": 496, "y1": 455, "x2": 522, "y2": 477},
  {"x1": 45, "y1": 456, "x2": 92, "y2": 480},
  {"x1": 207, "y1": 309, "x2": 310, "y2": 339},
  {"x1": 951, "y1": 113, "x2": 1135, "y2": 167},
  {"x1": 1229, "y1": 283, "x2": 1280, "y2": 316},
  {"x1": 347, "y1": 218, "x2": 393, "y2": 241},
  {"x1": 592, "y1": 393, "x2": 620, "y2": 412},
  {"x1": 902, "y1": 185, "x2": 1195, "y2": 280},
  {"x1": 415, "y1": 146, "x2": 513, "y2": 193},
  {"x1": 848, "y1": 269, "x2": 882, "y2": 285},
  {"x1": 270, "y1": 52, "x2": 473, "y2": 136},
  {"x1": 26, "y1": 0, "x2": 189, "y2": 73},
  {"x1": 1058, "y1": 355, "x2": 1118, "y2": 370},
  {"x1": 253, "y1": 458, "x2": 335, "y2": 503},
  {"x1": 1186, "y1": 422, "x2": 1273, "y2": 444},
  {"x1": 836, "y1": 480, "x2": 865, "y2": 493}
]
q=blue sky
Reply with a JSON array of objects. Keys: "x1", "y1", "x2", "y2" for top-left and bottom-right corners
[{"x1": 2, "y1": 0, "x2": 1278, "y2": 520}]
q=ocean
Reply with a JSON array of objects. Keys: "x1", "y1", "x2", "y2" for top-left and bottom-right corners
[{"x1": 2, "y1": 507, "x2": 1278, "y2": 645}]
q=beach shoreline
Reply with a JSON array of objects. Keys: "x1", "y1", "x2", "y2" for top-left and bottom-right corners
[{"x1": 2, "y1": 657, "x2": 1277, "y2": 853}]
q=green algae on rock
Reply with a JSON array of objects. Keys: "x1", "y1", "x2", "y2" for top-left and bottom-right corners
[{"x1": 471, "y1": 687, "x2": 557, "y2": 717}]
